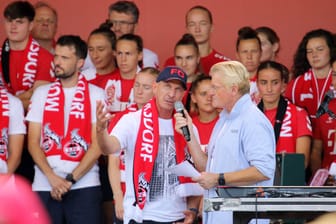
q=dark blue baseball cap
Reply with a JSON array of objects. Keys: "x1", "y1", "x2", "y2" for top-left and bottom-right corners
[{"x1": 156, "y1": 66, "x2": 187, "y2": 90}]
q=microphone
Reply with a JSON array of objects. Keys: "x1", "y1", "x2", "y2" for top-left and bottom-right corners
[
  {"x1": 174, "y1": 101, "x2": 191, "y2": 142},
  {"x1": 316, "y1": 90, "x2": 335, "y2": 118}
]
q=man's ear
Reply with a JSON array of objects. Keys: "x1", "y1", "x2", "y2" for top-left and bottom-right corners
[
  {"x1": 28, "y1": 21, "x2": 34, "y2": 32},
  {"x1": 231, "y1": 84, "x2": 239, "y2": 96},
  {"x1": 272, "y1": 42, "x2": 280, "y2": 54},
  {"x1": 77, "y1": 58, "x2": 85, "y2": 70}
]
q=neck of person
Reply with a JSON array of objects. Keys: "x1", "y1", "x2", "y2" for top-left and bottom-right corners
[
  {"x1": 121, "y1": 68, "x2": 137, "y2": 80},
  {"x1": 96, "y1": 63, "x2": 116, "y2": 75},
  {"x1": 9, "y1": 38, "x2": 29, "y2": 51},
  {"x1": 198, "y1": 41, "x2": 212, "y2": 57},
  {"x1": 136, "y1": 103, "x2": 144, "y2": 110},
  {"x1": 35, "y1": 38, "x2": 54, "y2": 53},
  {"x1": 263, "y1": 98, "x2": 280, "y2": 110},
  {"x1": 198, "y1": 109, "x2": 218, "y2": 123},
  {"x1": 225, "y1": 95, "x2": 242, "y2": 113},
  {"x1": 249, "y1": 70, "x2": 257, "y2": 79},
  {"x1": 60, "y1": 73, "x2": 80, "y2": 88},
  {"x1": 156, "y1": 105, "x2": 173, "y2": 119},
  {"x1": 313, "y1": 65, "x2": 331, "y2": 79},
  {"x1": 187, "y1": 72, "x2": 198, "y2": 83}
]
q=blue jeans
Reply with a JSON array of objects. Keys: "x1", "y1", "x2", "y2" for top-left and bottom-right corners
[{"x1": 38, "y1": 186, "x2": 102, "y2": 224}]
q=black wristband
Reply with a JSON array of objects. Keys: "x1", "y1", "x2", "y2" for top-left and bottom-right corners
[
  {"x1": 218, "y1": 173, "x2": 226, "y2": 186},
  {"x1": 65, "y1": 173, "x2": 76, "y2": 184}
]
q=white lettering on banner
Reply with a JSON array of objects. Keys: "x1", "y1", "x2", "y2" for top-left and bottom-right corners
[
  {"x1": 50, "y1": 62, "x2": 55, "y2": 78},
  {"x1": 45, "y1": 85, "x2": 61, "y2": 111},
  {"x1": 22, "y1": 40, "x2": 40, "y2": 88},
  {"x1": 143, "y1": 118, "x2": 153, "y2": 131},
  {"x1": 300, "y1": 93, "x2": 313, "y2": 101},
  {"x1": 327, "y1": 129, "x2": 336, "y2": 155},
  {"x1": 140, "y1": 103, "x2": 154, "y2": 162},
  {"x1": 70, "y1": 80, "x2": 85, "y2": 119},
  {"x1": 0, "y1": 89, "x2": 9, "y2": 116},
  {"x1": 304, "y1": 72, "x2": 312, "y2": 81},
  {"x1": 280, "y1": 108, "x2": 293, "y2": 137},
  {"x1": 27, "y1": 51, "x2": 38, "y2": 63},
  {"x1": 306, "y1": 114, "x2": 312, "y2": 131}
]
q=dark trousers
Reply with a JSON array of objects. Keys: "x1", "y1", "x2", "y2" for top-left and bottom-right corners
[
  {"x1": 129, "y1": 218, "x2": 184, "y2": 224},
  {"x1": 38, "y1": 186, "x2": 102, "y2": 224}
]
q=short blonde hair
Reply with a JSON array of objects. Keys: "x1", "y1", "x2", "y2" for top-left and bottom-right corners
[{"x1": 210, "y1": 61, "x2": 250, "y2": 95}]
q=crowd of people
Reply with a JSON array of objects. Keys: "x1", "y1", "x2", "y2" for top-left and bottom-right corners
[{"x1": 0, "y1": 1, "x2": 336, "y2": 224}]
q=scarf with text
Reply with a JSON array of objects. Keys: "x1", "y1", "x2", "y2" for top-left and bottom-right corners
[
  {"x1": 1, "y1": 36, "x2": 40, "y2": 93},
  {"x1": 258, "y1": 95, "x2": 288, "y2": 144},
  {"x1": 0, "y1": 86, "x2": 9, "y2": 161},
  {"x1": 42, "y1": 75, "x2": 91, "y2": 162},
  {"x1": 133, "y1": 98, "x2": 192, "y2": 210}
]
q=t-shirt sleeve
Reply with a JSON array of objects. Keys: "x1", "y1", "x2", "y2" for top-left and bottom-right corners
[
  {"x1": 296, "y1": 106, "x2": 313, "y2": 137},
  {"x1": 25, "y1": 85, "x2": 49, "y2": 123},
  {"x1": 243, "y1": 113, "x2": 275, "y2": 180},
  {"x1": 111, "y1": 112, "x2": 138, "y2": 152},
  {"x1": 142, "y1": 48, "x2": 159, "y2": 68},
  {"x1": 8, "y1": 94, "x2": 26, "y2": 135}
]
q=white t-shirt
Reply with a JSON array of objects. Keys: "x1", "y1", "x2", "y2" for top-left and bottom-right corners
[
  {"x1": 0, "y1": 93, "x2": 26, "y2": 173},
  {"x1": 111, "y1": 110, "x2": 186, "y2": 223},
  {"x1": 26, "y1": 82, "x2": 105, "y2": 191}
]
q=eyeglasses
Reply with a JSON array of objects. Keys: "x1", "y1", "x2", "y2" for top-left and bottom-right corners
[
  {"x1": 109, "y1": 20, "x2": 135, "y2": 28},
  {"x1": 35, "y1": 18, "x2": 56, "y2": 25}
]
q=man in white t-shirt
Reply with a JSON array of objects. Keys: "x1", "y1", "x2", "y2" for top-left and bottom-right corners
[
  {"x1": 26, "y1": 35, "x2": 105, "y2": 224},
  {"x1": 97, "y1": 66, "x2": 200, "y2": 224}
]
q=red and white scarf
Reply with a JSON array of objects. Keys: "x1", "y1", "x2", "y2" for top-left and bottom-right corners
[
  {"x1": 1, "y1": 36, "x2": 41, "y2": 94},
  {"x1": 41, "y1": 75, "x2": 91, "y2": 162},
  {"x1": 133, "y1": 98, "x2": 193, "y2": 210},
  {"x1": 0, "y1": 86, "x2": 9, "y2": 161}
]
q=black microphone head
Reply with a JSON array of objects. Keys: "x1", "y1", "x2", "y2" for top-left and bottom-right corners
[{"x1": 174, "y1": 101, "x2": 184, "y2": 112}]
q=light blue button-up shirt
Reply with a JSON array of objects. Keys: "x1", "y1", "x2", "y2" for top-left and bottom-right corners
[{"x1": 203, "y1": 94, "x2": 275, "y2": 224}]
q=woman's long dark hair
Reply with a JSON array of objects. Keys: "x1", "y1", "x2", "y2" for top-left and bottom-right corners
[{"x1": 292, "y1": 29, "x2": 335, "y2": 78}]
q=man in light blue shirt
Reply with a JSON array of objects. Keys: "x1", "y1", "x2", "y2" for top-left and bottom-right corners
[{"x1": 175, "y1": 61, "x2": 275, "y2": 223}]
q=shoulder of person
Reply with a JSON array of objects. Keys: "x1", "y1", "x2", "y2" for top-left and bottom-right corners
[{"x1": 143, "y1": 48, "x2": 158, "y2": 57}]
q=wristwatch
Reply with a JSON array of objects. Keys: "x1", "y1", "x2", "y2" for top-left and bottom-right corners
[
  {"x1": 218, "y1": 173, "x2": 226, "y2": 186},
  {"x1": 65, "y1": 173, "x2": 77, "y2": 184}
]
